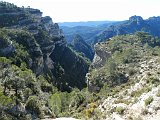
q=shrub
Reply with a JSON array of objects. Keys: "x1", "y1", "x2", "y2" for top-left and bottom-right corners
[
  {"x1": 147, "y1": 77, "x2": 159, "y2": 86},
  {"x1": 84, "y1": 102, "x2": 99, "y2": 119},
  {"x1": 89, "y1": 102, "x2": 97, "y2": 109},
  {"x1": 114, "y1": 99, "x2": 131, "y2": 105},
  {"x1": 69, "y1": 93, "x2": 84, "y2": 109},
  {"x1": 115, "y1": 106, "x2": 125, "y2": 114},
  {"x1": 85, "y1": 108, "x2": 94, "y2": 118},
  {"x1": 49, "y1": 92, "x2": 72, "y2": 117},
  {"x1": 49, "y1": 93, "x2": 63, "y2": 116},
  {"x1": 130, "y1": 87, "x2": 151, "y2": 97},
  {"x1": 144, "y1": 96, "x2": 153, "y2": 106},
  {"x1": 128, "y1": 68, "x2": 137, "y2": 76},
  {"x1": 38, "y1": 76, "x2": 53, "y2": 93},
  {"x1": 26, "y1": 96, "x2": 43, "y2": 116},
  {"x1": 141, "y1": 108, "x2": 149, "y2": 115},
  {"x1": 134, "y1": 116, "x2": 143, "y2": 120},
  {"x1": 0, "y1": 57, "x2": 12, "y2": 64},
  {"x1": 23, "y1": 88, "x2": 32, "y2": 99},
  {"x1": 0, "y1": 31, "x2": 10, "y2": 48},
  {"x1": 0, "y1": 90, "x2": 13, "y2": 106},
  {"x1": 156, "y1": 89, "x2": 160, "y2": 97},
  {"x1": 128, "y1": 116, "x2": 133, "y2": 120}
]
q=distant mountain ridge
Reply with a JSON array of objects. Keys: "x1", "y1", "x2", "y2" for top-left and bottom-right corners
[
  {"x1": 94, "y1": 15, "x2": 160, "y2": 43},
  {"x1": 60, "y1": 21, "x2": 120, "y2": 44},
  {"x1": 59, "y1": 21, "x2": 118, "y2": 27},
  {"x1": 61, "y1": 16, "x2": 160, "y2": 46}
]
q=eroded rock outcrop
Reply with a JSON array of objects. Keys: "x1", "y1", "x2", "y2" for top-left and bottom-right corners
[
  {"x1": 0, "y1": 2, "x2": 89, "y2": 91},
  {"x1": 91, "y1": 42, "x2": 111, "y2": 69}
]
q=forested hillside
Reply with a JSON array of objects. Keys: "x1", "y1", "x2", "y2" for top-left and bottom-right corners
[
  {"x1": 0, "y1": 2, "x2": 90, "y2": 119},
  {"x1": 87, "y1": 32, "x2": 160, "y2": 119}
]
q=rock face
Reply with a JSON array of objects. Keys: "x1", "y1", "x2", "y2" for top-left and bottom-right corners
[
  {"x1": 86, "y1": 43, "x2": 112, "y2": 92},
  {"x1": 0, "y1": 2, "x2": 89, "y2": 91},
  {"x1": 71, "y1": 34, "x2": 94, "y2": 60},
  {"x1": 91, "y1": 42, "x2": 111, "y2": 69},
  {"x1": 94, "y1": 15, "x2": 160, "y2": 44},
  {"x1": 50, "y1": 42, "x2": 88, "y2": 90},
  {"x1": 129, "y1": 15, "x2": 144, "y2": 24}
]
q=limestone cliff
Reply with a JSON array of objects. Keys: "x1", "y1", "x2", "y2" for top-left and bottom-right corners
[{"x1": 0, "y1": 2, "x2": 89, "y2": 91}]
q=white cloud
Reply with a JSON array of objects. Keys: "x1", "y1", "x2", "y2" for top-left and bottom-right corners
[{"x1": 3, "y1": 0, "x2": 160, "y2": 22}]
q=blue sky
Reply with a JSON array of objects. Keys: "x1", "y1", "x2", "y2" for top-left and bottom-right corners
[{"x1": 3, "y1": 0, "x2": 160, "y2": 22}]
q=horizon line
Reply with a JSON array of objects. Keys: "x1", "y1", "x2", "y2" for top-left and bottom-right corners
[{"x1": 55, "y1": 15, "x2": 160, "y2": 23}]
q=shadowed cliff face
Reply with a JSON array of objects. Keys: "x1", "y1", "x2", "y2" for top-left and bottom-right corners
[
  {"x1": 0, "y1": 3, "x2": 89, "y2": 91},
  {"x1": 71, "y1": 34, "x2": 94, "y2": 60},
  {"x1": 51, "y1": 44, "x2": 89, "y2": 91}
]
